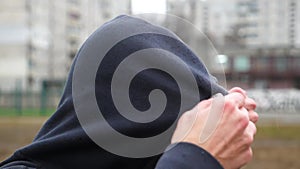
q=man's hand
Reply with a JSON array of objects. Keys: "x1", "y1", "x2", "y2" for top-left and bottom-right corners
[
  {"x1": 171, "y1": 89, "x2": 258, "y2": 169},
  {"x1": 229, "y1": 87, "x2": 259, "y2": 123}
]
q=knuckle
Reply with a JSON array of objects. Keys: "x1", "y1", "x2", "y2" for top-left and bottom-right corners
[
  {"x1": 245, "y1": 134, "x2": 254, "y2": 146},
  {"x1": 251, "y1": 122, "x2": 257, "y2": 135},
  {"x1": 246, "y1": 98, "x2": 257, "y2": 108},
  {"x1": 250, "y1": 99, "x2": 257, "y2": 109},
  {"x1": 252, "y1": 112, "x2": 259, "y2": 123},
  {"x1": 245, "y1": 148, "x2": 253, "y2": 161},
  {"x1": 233, "y1": 92, "x2": 245, "y2": 100},
  {"x1": 238, "y1": 115, "x2": 249, "y2": 130},
  {"x1": 247, "y1": 121, "x2": 257, "y2": 135},
  {"x1": 236, "y1": 92, "x2": 246, "y2": 104},
  {"x1": 224, "y1": 100, "x2": 235, "y2": 112},
  {"x1": 225, "y1": 93, "x2": 246, "y2": 109},
  {"x1": 229, "y1": 87, "x2": 246, "y2": 96}
]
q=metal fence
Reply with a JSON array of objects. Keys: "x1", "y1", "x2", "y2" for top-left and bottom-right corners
[
  {"x1": 1, "y1": 87, "x2": 300, "y2": 122},
  {"x1": 0, "y1": 89, "x2": 62, "y2": 116}
]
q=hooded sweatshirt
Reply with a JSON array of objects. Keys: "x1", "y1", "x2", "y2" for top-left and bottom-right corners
[{"x1": 0, "y1": 15, "x2": 226, "y2": 169}]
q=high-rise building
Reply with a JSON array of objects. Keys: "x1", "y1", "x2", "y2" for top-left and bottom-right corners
[
  {"x1": 79, "y1": 0, "x2": 131, "y2": 44},
  {"x1": 1, "y1": 0, "x2": 299, "y2": 91},
  {"x1": 0, "y1": 0, "x2": 131, "y2": 91},
  {"x1": 167, "y1": 0, "x2": 300, "y2": 49},
  {"x1": 202, "y1": 0, "x2": 300, "y2": 49},
  {"x1": 0, "y1": 0, "x2": 30, "y2": 91},
  {"x1": 28, "y1": 0, "x2": 70, "y2": 90},
  {"x1": 251, "y1": 0, "x2": 300, "y2": 48},
  {"x1": 0, "y1": 0, "x2": 71, "y2": 91}
]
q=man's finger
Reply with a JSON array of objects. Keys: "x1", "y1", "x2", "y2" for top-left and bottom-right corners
[
  {"x1": 229, "y1": 87, "x2": 247, "y2": 98},
  {"x1": 225, "y1": 92, "x2": 246, "y2": 109},
  {"x1": 245, "y1": 97, "x2": 257, "y2": 110},
  {"x1": 248, "y1": 110, "x2": 259, "y2": 123}
]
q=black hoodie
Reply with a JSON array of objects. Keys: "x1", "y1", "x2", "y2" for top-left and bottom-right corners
[{"x1": 0, "y1": 15, "x2": 225, "y2": 169}]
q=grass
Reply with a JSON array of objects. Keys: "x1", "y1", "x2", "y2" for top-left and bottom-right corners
[
  {"x1": 0, "y1": 107, "x2": 300, "y2": 141},
  {"x1": 256, "y1": 125, "x2": 300, "y2": 141},
  {"x1": 0, "y1": 108, "x2": 55, "y2": 117}
]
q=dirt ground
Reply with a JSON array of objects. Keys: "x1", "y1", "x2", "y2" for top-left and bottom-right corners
[
  {"x1": 0, "y1": 117, "x2": 47, "y2": 162},
  {"x1": 0, "y1": 117, "x2": 300, "y2": 169},
  {"x1": 244, "y1": 141, "x2": 300, "y2": 169}
]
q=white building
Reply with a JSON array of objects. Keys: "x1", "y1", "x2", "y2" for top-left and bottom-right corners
[
  {"x1": 201, "y1": 0, "x2": 300, "y2": 48},
  {"x1": 0, "y1": 0, "x2": 131, "y2": 91},
  {"x1": 0, "y1": 0, "x2": 28, "y2": 91},
  {"x1": 0, "y1": 0, "x2": 70, "y2": 91},
  {"x1": 257, "y1": 0, "x2": 300, "y2": 48},
  {"x1": 79, "y1": 0, "x2": 131, "y2": 44},
  {"x1": 167, "y1": 0, "x2": 300, "y2": 49},
  {"x1": 196, "y1": 0, "x2": 237, "y2": 44},
  {"x1": 167, "y1": 0, "x2": 239, "y2": 47},
  {"x1": 64, "y1": 0, "x2": 132, "y2": 60},
  {"x1": 1, "y1": 0, "x2": 299, "y2": 91},
  {"x1": 28, "y1": 0, "x2": 70, "y2": 90}
]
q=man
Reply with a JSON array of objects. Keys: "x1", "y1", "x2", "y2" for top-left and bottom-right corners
[{"x1": 0, "y1": 15, "x2": 258, "y2": 169}]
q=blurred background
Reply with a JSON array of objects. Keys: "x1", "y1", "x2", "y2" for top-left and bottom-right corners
[{"x1": 0, "y1": 0, "x2": 299, "y2": 168}]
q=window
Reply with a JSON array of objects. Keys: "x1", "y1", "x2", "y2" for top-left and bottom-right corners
[
  {"x1": 234, "y1": 56, "x2": 250, "y2": 72},
  {"x1": 217, "y1": 55, "x2": 230, "y2": 71},
  {"x1": 275, "y1": 57, "x2": 287, "y2": 72}
]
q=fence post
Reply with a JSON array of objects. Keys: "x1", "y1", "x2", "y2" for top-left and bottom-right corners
[
  {"x1": 14, "y1": 80, "x2": 22, "y2": 115},
  {"x1": 40, "y1": 81, "x2": 47, "y2": 116},
  {"x1": 0, "y1": 89, "x2": 1, "y2": 115}
]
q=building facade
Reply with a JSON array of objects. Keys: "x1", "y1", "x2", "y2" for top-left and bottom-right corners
[
  {"x1": 1, "y1": 0, "x2": 300, "y2": 91},
  {"x1": 0, "y1": 0, "x2": 29, "y2": 91},
  {"x1": 0, "y1": 0, "x2": 70, "y2": 91},
  {"x1": 0, "y1": 0, "x2": 131, "y2": 91}
]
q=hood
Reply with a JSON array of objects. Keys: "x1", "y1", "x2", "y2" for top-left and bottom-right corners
[{"x1": 1, "y1": 15, "x2": 227, "y2": 169}]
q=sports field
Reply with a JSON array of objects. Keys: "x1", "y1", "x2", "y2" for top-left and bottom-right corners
[
  {"x1": 0, "y1": 108, "x2": 55, "y2": 117},
  {"x1": 0, "y1": 116, "x2": 300, "y2": 169}
]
